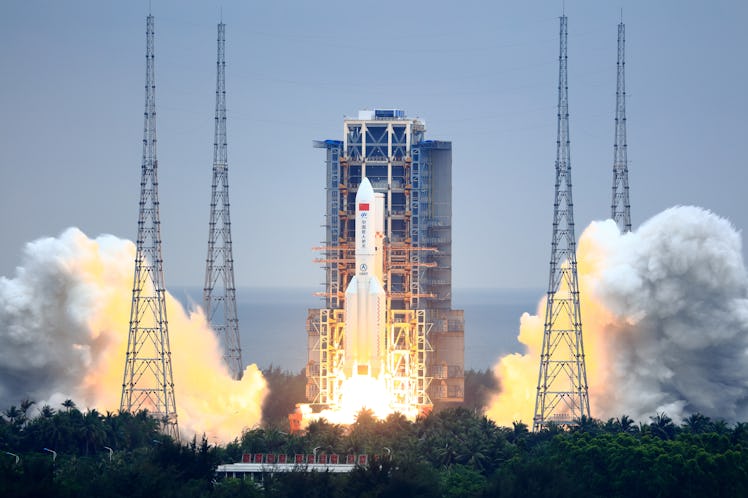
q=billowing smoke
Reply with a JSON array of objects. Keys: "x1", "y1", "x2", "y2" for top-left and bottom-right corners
[
  {"x1": 0, "y1": 228, "x2": 267, "y2": 442},
  {"x1": 486, "y1": 206, "x2": 748, "y2": 425}
]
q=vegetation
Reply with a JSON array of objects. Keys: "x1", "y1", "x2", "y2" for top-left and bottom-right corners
[
  {"x1": 2, "y1": 383, "x2": 748, "y2": 496},
  {"x1": 261, "y1": 365, "x2": 306, "y2": 427}
]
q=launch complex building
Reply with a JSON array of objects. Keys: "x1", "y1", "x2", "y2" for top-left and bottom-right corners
[{"x1": 306, "y1": 110, "x2": 465, "y2": 413}]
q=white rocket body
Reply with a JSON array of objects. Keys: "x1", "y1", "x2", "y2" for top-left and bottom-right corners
[{"x1": 344, "y1": 177, "x2": 386, "y2": 379}]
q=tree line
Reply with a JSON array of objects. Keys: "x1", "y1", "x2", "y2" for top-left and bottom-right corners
[{"x1": 1, "y1": 370, "x2": 747, "y2": 497}]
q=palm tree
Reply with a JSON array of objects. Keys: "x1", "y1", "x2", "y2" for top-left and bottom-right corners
[
  {"x1": 40, "y1": 405, "x2": 56, "y2": 418},
  {"x1": 62, "y1": 399, "x2": 77, "y2": 412},
  {"x1": 382, "y1": 412, "x2": 410, "y2": 434},
  {"x1": 603, "y1": 418, "x2": 618, "y2": 433},
  {"x1": 617, "y1": 415, "x2": 637, "y2": 434},
  {"x1": 4, "y1": 405, "x2": 23, "y2": 426},
  {"x1": 435, "y1": 442, "x2": 457, "y2": 466},
  {"x1": 240, "y1": 427, "x2": 266, "y2": 453},
  {"x1": 20, "y1": 398, "x2": 36, "y2": 419},
  {"x1": 79, "y1": 409, "x2": 106, "y2": 455},
  {"x1": 508, "y1": 420, "x2": 529, "y2": 444},
  {"x1": 263, "y1": 426, "x2": 289, "y2": 453},
  {"x1": 682, "y1": 413, "x2": 711, "y2": 434},
  {"x1": 731, "y1": 422, "x2": 748, "y2": 445},
  {"x1": 306, "y1": 419, "x2": 345, "y2": 453},
  {"x1": 347, "y1": 409, "x2": 380, "y2": 454},
  {"x1": 41, "y1": 416, "x2": 66, "y2": 450},
  {"x1": 573, "y1": 415, "x2": 601, "y2": 434},
  {"x1": 354, "y1": 408, "x2": 377, "y2": 429},
  {"x1": 711, "y1": 419, "x2": 730, "y2": 435},
  {"x1": 649, "y1": 412, "x2": 676, "y2": 439},
  {"x1": 537, "y1": 421, "x2": 563, "y2": 439}
]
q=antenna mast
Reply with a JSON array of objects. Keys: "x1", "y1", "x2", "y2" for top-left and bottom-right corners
[
  {"x1": 611, "y1": 21, "x2": 631, "y2": 232},
  {"x1": 533, "y1": 15, "x2": 591, "y2": 431},
  {"x1": 121, "y1": 14, "x2": 179, "y2": 439},
  {"x1": 204, "y1": 22, "x2": 244, "y2": 379}
]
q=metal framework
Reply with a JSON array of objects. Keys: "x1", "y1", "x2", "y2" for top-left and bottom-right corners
[
  {"x1": 306, "y1": 308, "x2": 345, "y2": 406},
  {"x1": 533, "y1": 16, "x2": 590, "y2": 431},
  {"x1": 386, "y1": 309, "x2": 433, "y2": 411},
  {"x1": 410, "y1": 147, "x2": 426, "y2": 310},
  {"x1": 308, "y1": 111, "x2": 464, "y2": 410},
  {"x1": 204, "y1": 22, "x2": 243, "y2": 380},
  {"x1": 305, "y1": 308, "x2": 433, "y2": 412},
  {"x1": 611, "y1": 21, "x2": 631, "y2": 233},
  {"x1": 121, "y1": 15, "x2": 179, "y2": 440}
]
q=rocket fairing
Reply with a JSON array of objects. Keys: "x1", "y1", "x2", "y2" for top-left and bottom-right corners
[{"x1": 344, "y1": 177, "x2": 386, "y2": 379}]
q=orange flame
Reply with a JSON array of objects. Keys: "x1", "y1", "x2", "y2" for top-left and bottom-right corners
[
  {"x1": 33, "y1": 229, "x2": 268, "y2": 443},
  {"x1": 485, "y1": 221, "x2": 615, "y2": 425}
]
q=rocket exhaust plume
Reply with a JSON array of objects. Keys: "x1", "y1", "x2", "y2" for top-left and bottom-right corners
[
  {"x1": 487, "y1": 206, "x2": 748, "y2": 425},
  {"x1": 0, "y1": 228, "x2": 267, "y2": 442}
]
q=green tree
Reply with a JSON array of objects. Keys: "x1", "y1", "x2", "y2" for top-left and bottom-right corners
[
  {"x1": 649, "y1": 412, "x2": 677, "y2": 440},
  {"x1": 682, "y1": 413, "x2": 711, "y2": 434},
  {"x1": 79, "y1": 409, "x2": 106, "y2": 455}
]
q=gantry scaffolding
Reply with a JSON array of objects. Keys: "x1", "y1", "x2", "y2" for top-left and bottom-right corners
[
  {"x1": 307, "y1": 110, "x2": 464, "y2": 412},
  {"x1": 306, "y1": 308, "x2": 433, "y2": 412}
]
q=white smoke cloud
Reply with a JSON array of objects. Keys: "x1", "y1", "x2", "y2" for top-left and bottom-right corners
[
  {"x1": 487, "y1": 206, "x2": 748, "y2": 424},
  {"x1": 586, "y1": 206, "x2": 748, "y2": 421},
  {"x1": 0, "y1": 228, "x2": 267, "y2": 442}
]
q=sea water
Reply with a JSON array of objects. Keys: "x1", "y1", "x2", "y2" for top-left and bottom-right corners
[{"x1": 172, "y1": 287, "x2": 542, "y2": 372}]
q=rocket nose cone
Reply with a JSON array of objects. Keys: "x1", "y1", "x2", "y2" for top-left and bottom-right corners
[{"x1": 357, "y1": 177, "x2": 375, "y2": 201}]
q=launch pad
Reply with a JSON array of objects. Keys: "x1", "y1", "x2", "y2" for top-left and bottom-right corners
[{"x1": 305, "y1": 307, "x2": 433, "y2": 420}]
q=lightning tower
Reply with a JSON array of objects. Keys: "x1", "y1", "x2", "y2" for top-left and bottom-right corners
[
  {"x1": 204, "y1": 22, "x2": 243, "y2": 379},
  {"x1": 121, "y1": 15, "x2": 179, "y2": 439},
  {"x1": 611, "y1": 20, "x2": 631, "y2": 232},
  {"x1": 533, "y1": 15, "x2": 590, "y2": 431}
]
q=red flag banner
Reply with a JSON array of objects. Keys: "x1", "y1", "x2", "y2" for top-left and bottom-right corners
[{"x1": 359, "y1": 203, "x2": 370, "y2": 211}]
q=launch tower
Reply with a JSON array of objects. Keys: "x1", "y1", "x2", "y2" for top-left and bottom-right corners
[
  {"x1": 308, "y1": 110, "x2": 464, "y2": 412},
  {"x1": 121, "y1": 15, "x2": 179, "y2": 439},
  {"x1": 203, "y1": 22, "x2": 243, "y2": 380},
  {"x1": 611, "y1": 21, "x2": 631, "y2": 233},
  {"x1": 533, "y1": 16, "x2": 591, "y2": 431}
]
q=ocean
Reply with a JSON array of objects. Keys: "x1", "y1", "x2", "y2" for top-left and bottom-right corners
[{"x1": 171, "y1": 287, "x2": 543, "y2": 372}]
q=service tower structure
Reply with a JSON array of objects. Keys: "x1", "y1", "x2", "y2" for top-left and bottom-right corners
[
  {"x1": 533, "y1": 16, "x2": 591, "y2": 431},
  {"x1": 203, "y1": 22, "x2": 243, "y2": 380},
  {"x1": 308, "y1": 110, "x2": 464, "y2": 413},
  {"x1": 611, "y1": 21, "x2": 631, "y2": 233},
  {"x1": 121, "y1": 15, "x2": 179, "y2": 440}
]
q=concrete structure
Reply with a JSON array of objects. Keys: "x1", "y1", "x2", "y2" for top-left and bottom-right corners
[{"x1": 307, "y1": 110, "x2": 464, "y2": 411}]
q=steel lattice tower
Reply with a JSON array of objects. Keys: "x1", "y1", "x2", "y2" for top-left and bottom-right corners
[
  {"x1": 533, "y1": 15, "x2": 590, "y2": 431},
  {"x1": 611, "y1": 21, "x2": 631, "y2": 232},
  {"x1": 121, "y1": 15, "x2": 179, "y2": 439},
  {"x1": 204, "y1": 22, "x2": 243, "y2": 380}
]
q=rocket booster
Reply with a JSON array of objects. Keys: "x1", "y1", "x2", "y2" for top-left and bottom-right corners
[{"x1": 344, "y1": 177, "x2": 386, "y2": 379}]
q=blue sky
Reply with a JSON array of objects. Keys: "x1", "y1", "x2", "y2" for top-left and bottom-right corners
[{"x1": 1, "y1": 0, "x2": 746, "y2": 289}]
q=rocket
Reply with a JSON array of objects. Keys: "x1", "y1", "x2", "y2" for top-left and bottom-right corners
[{"x1": 344, "y1": 177, "x2": 386, "y2": 379}]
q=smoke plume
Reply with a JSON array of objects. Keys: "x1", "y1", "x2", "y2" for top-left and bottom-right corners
[
  {"x1": 0, "y1": 228, "x2": 267, "y2": 442},
  {"x1": 486, "y1": 206, "x2": 748, "y2": 424}
]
